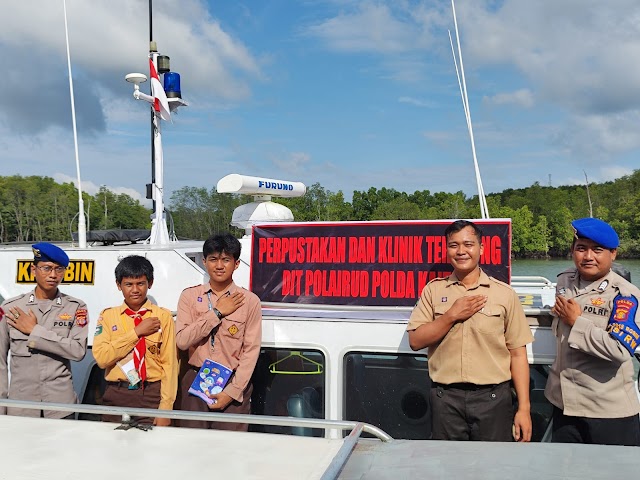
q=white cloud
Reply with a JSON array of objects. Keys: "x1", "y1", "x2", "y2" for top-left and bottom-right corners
[
  {"x1": 398, "y1": 96, "x2": 435, "y2": 108},
  {"x1": 52, "y1": 173, "x2": 148, "y2": 205},
  {"x1": 271, "y1": 151, "x2": 311, "y2": 172},
  {"x1": 304, "y1": 3, "x2": 418, "y2": 54},
  {"x1": 0, "y1": 0, "x2": 263, "y2": 136},
  {"x1": 457, "y1": 0, "x2": 640, "y2": 115},
  {"x1": 483, "y1": 89, "x2": 534, "y2": 108},
  {"x1": 553, "y1": 111, "x2": 640, "y2": 161}
]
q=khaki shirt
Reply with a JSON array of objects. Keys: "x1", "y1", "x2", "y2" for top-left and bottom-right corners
[
  {"x1": 176, "y1": 282, "x2": 262, "y2": 403},
  {"x1": 92, "y1": 300, "x2": 178, "y2": 410},
  {"x1": 407, "y1": 270, "x2": 533, "y2": 385},
  {"x1": 0, "y1": 290, "x2": 89, "y2": 418},
  {"x1": 544, "y1": 269, "x2": 640, "y2": 418}
]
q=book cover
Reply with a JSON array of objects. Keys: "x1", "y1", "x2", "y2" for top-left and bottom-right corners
[
  {"x1": 116, "y1": 352, "x2": 141, "y2": 386},
  {"x1": 188, "y1": 359, "x2": 233, "y2": 405}
]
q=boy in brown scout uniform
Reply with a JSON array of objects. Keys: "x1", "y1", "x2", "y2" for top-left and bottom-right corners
[
  {"x1": 93, "y1": 255, "x2": 178, "y2": 426},
  {"x1": 0, "y1": 242, "x2": 89, "y2": 418},
  {"x1": 176, "y1": 233, "x2": 262, "y2": 430}
]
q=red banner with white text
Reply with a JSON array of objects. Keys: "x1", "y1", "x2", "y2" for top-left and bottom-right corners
[{"x1": 250, "y1": 219, "x2": 511, "y2": 307}]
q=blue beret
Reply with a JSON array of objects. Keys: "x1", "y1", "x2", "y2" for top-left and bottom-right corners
[
  {"x1": 32, "y1": 242, "x2": 70, "y2": 267},
  {"x1": 571, "y1": 218, "x2": 619, "y2": 249}
]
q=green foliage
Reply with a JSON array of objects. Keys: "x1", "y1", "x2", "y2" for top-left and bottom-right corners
[
  {"x1": 168, "y1": 186, "x2": 250, "y2": 240},
  {"x1": 2, "y1": 170, "x2": 638, "y2": 257},
  {"x1": 0, "y1": 176, "x2": 150, "y2": 243}
]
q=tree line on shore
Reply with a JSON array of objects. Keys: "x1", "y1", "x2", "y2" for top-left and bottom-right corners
[{"x1": 1, "y1": 169, "x2": 638, "y2": 258}]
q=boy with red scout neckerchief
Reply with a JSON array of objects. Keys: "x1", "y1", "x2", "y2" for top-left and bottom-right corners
[
  {"x1": 0, "y1": 242, "x2": 89, "y2": 418},
  {"x1": 93, "y1": 255, "x2": 178, "y2": 426}
]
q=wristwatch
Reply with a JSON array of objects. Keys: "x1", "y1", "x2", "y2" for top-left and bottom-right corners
[{"x1": 212, "y1": 308, "x2": 224, "y2": 320}]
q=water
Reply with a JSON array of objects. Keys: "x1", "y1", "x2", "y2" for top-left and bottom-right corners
[{"x1": 512, "y1": 258, "x2": 640, "y2": 289}]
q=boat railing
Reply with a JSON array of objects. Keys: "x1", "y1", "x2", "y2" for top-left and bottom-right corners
[
  {"x1": 511, "y1": 275, "x2": 555, "y2": 288},
  {"x1": 0, "y1": 398, "x2": 393, "y2": 442}
]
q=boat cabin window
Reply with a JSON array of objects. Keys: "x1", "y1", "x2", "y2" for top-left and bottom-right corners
[
  {"x1": 343, "y1": 352, "x2": 430, "y2": 440},
  {"x1": 185, "y1": 252, "x2": 204, "y2": 267},
  {"x1": 530, "y1": 363, "x2": 554, "y2": 442},
  {"x1": 250, "y1": 348, "x2": 325, "y2": 437},
  {"x1": 343, "y1": 354, "x2": 556, "y2": 441}
]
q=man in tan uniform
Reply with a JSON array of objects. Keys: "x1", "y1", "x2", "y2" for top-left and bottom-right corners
[
  {"x1": 408, "y1": 220, "x2": 533, "y2": 442},
  {"x1": 545, "y1": 217, "x2": 640, "y2": 446},
  {"x1": 0, "y1": 242, "x2": 89, "y2": 418},
  {"x1": 177, "y1": 233, "x2": 262, "y2": 430}
]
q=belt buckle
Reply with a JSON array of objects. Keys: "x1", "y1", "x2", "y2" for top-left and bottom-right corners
[{"x1": 127, "y1": 383, "x2": 140, "y2": 390}]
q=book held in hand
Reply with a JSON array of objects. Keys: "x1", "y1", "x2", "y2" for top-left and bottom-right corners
[
  {"x1": 188, "y1": 359, "x2": 233, "y2": 405},
  {"x1": 117, "y1": 352, "x2": 141, "y2": 386}
]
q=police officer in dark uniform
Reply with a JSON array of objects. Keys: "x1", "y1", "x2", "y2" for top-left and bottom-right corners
[
  {"x1": 545, "y1": 218, "x2": 640, "y2": 445},
  {"x1": 0, "y1": 242, "x2": 89, "y2": 418}
]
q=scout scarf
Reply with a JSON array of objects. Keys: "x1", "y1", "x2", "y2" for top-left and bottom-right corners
[{"x1": 124, "y1": 308, "x2": 149, "y2": 384}]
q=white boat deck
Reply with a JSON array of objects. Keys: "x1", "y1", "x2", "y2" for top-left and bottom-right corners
[{"x1": 0, "y1": 415, "x2": 343, "y2": 480}]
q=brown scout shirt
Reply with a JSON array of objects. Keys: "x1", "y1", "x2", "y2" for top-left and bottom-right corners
[
  {"x1": 544, "y1": 269, "x2": 640, "y2": 418},
  {"x1": 176, "y1": 282, "x2": 262, "y2": 403},
  {"x1": 0, "y1": 289, "x2": 89, "y2": 418},
  {"x1": 407, "y1": 269, "x2": 533, "y2": 385}
]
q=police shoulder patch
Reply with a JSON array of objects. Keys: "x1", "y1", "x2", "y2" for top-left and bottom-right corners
[
  {"x1": 75, "y1": 308, "x2": 88, "y2": 327},
  {"x1": 606, "y1": 294, "x2": 640, "y2": 355}
]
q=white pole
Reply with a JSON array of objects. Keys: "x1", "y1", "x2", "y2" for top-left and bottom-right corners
[
  {"x1": 451, "y1": 0, "x2": 490, "y2": 219},
  {"x1": 63, "y1": 0, "x2": 87, "y2": 247},
  {"x1": 148, "y1": 52, "x2": 170, "y2": 245}
]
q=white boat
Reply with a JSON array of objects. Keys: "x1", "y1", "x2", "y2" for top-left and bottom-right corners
[{"x1": 1, "y1": 2, "x2": 638, "y2": 478}]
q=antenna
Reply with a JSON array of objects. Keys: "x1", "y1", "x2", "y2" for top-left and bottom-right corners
[
  {"x1": 63, "y1": 0, "x2": 86, "y2": 247},
  {"x1": 583, "y1": 170, "x2": 593, "y2": 217},
  {"x1": 449, "y1": 0, "x2": 490, "y2": 219}
]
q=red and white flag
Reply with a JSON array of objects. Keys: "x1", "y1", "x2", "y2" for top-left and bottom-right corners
[{"x1": 149, "y1": 59, "x2": 171, "y2": 121}]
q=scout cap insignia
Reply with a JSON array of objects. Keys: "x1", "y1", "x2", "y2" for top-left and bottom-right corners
[
  {"x1": 571, "y1": 218, "x2": 619, "y2": 249},
  {"x1": 32, "y1": 242, "x2": 70, "y2": 267}
]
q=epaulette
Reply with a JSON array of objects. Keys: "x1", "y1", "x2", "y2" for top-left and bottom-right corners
[
  {"x1": 57, "y1": 292, "x2": 84, "y2": 305},
  {"x1": 488, "y1": 276, "x2": 511, "y2": 289},
  {"x1": 426, "y1": 276, "x2": 448, "y2": 286},
  {"x1": 556, "y1": 267, "x2": 577, "y2": 279},
  {"x1": 181, "y1": 284, "x2": 204, "y2": 294},
  {"x1": 609, "y1": 271, "x2": 640, "y2": 298},
  {"x1": 1, "y1": 293, "x2": 27, "y2": 306},
  {"x1": 154, "y1": 305, "x2": 174, "y2": 316}
]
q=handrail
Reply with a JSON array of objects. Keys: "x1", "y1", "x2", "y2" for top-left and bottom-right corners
[
  {"x1": 0, "y1": 398, "x2": 393, "y2": 442},
  {"x1": 511, "y1": 275, "x2": 554, "y2": 287},
  {"x1": 320, "y1": 422, "x2": 365, "y2": 480}
]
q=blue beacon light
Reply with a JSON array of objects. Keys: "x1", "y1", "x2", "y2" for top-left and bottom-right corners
[{"x1": 164, "y1": 72, "x2": 181, "y2": 98}]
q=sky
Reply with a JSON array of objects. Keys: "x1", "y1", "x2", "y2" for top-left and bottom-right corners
[{"x1": 1, "y1": 0, "x2": 639, "y2": 207}]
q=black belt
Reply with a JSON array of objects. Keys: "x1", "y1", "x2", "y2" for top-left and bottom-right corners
[
  {"x1": 107, "y1": 380, "x2": 157, "y2": 390},
  {"x1": 433, "y1": 381, "x2": 505, "y2": 391}
]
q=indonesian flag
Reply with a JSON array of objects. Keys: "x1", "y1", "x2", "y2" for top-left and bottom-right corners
[{"x1": 149, "y1": 59, "x2": 171, "y2": 121}]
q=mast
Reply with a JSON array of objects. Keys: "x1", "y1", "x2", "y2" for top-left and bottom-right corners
[
  {"x1": 125, "y1": 0, "x2": 186, "y2": 245},
  {"x1": 450, "y1": 0, "x2": 490, "y2": 219},
  {"x1": 63, "y1": 0, "x2": 87, "y2": 247},
  {"x1": 584, "y1": 170, "x2": 594, "y2": 217}
]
